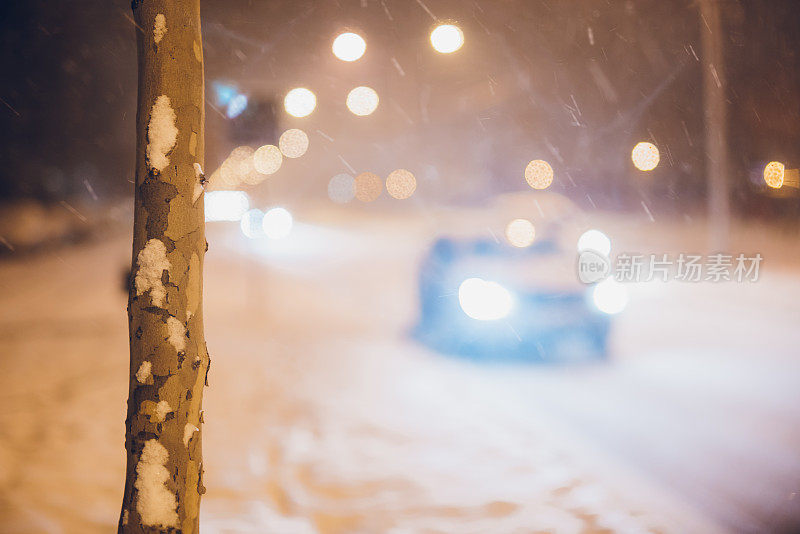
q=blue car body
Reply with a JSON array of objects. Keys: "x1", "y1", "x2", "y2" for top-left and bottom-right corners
[{"x1": 412, "y1": 236, "x2": 611, "y2": 363}]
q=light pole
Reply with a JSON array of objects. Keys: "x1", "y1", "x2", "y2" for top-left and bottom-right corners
[{"x1": 700, "y1": 0, "x2": 730, "y2": 250}]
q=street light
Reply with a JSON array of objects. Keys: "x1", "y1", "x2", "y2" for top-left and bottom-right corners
[
  {"x1": 254, "y1": 145, "x2": 282, "y2": 175},
  {"x1": 385, "y1": 169, "x2": 416, "y2": 199},
  {"x1": 284, "y1": 87, "x2": 316, "y2": 118},
  {"x1": 346, "y1": 86, "x2": 379, "y2": 116},
  {"x1": 524, "y1": 159, "x2": 554, "y2": 190},
  {"x1": 332, "y1": 32, "x2": 366, "y2": 62},
  {"x1": 763, "y1": 161, "x2": 785, "y2": 189},
  {"x1": 631, "y1": 141, "x2": 660, "y2": 171},
  {"x1": 354, "y1": 172, "x2": 382, "y2": 202},
  {"x1": 430, "y1": 24, "x2": 464, "y2": 54},
  {"x1": 278, "y1": 129, "x2": 309, "y2": 158}
]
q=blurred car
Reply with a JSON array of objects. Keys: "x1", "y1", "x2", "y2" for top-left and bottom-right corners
[{"x1": 412, "y1": 192, "x2": 620, "y2": 363}]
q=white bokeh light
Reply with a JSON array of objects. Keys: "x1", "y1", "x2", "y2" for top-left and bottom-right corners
[
  {"x1": 505, "y1": 219, "x2": 536, "y2": 248},
  {"x1": 284, "y1": 87, "x2": 316, "y2": 118},
  {"x1": 239, "y1": 209, "x2": 264, "y2": 239},
  {"x1": 328, "y1": 173, "x2": 355, "y2": 204},
  {"x1": 385, "y1": 169, "x2": 416, "y2": 199},
  {"x1": 332, "y1": 32, "x2": 366, "y2": 62},
  {"x1": 254, "y1": 145, "x2": 282, "y2": 175},
  {"x1": 592, "y1": 278, "x2": 629, "y2": 315},
  {"x1": 204, "y1": 191, "x2": 249, "y2": 222},
  {"x1": 577, "y1": 229, "x2": 611, "y2": 256},
  {"x1": 430, "y1": 24, "x2": 464, "y2": 54},
  {"x1": 262, "y1": 207, "x2": 293, "y2": 240},
  {"x1": 346, "y1": 86, "x2": 379, "y2": 116},
  {"x1": 458, "y1": 278, "x2": 514, "y2": 321},
  {"x1": 278, "y1": 129, "x2": 309, "y2": 158}
]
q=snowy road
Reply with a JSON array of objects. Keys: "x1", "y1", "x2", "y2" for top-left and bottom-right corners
[{"x1": 0, "y1": 208, "x2": 798, "y2": 533}]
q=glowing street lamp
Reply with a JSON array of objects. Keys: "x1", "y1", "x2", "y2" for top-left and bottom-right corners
[
  {"x1": 385, "y1": 169, "x2": 416, "y2": 199},
  {"x1": 253, "y1": 145, "x2": 282, "y2": 175},
  {"x1": 631, "y1": 141, "x2": 660, "y2": 171},
  {"x1": 430, "y1": 24, "x2": 464, "y2": 54},
  {"x1": 332, "y1": 32, "x2": 366, "y2": 62},
  {"x1": 354, "y1": 171, "x2": 382, "y2": 202},
  {"x1": 524, "y1": 159, "x2": 554, "y2": 190},
  {"x1": 284, "y1": 87, "x2": 316, "y2": 118},
  {"x1": 278, "y1": 129, "x2": 309, "y2": 158},
  {"x1": 346, "y1": 86, "x2": 379, "y2": 116},
  {"x1": 763, "y1": 161, "x2": 785, "y2": 189}
]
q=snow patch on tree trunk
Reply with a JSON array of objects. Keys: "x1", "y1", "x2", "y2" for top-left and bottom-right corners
[
  {"x1": 154, "y1": 400, "x2": 172, "y2": 422},
  {"x1": 183, "y1": 423, "x2": 199, "y2": 447},
  {"x1": 134, "y1": 239, "x2": 170, "y2": 307},
  {"x1": 153, "y1": 14, "x2": 167, "y2": 44},
  {"x1": 146, "y1": 96, "x2": 178, "y2": 172},
  {"x1": 192, "y1": 163, "x2": 204, "y2": 203},
  {"x1": 134, "y1": 439, "x2": 178, "y2": 529},
  {"x1": 135, "y1": 361, "x2": 152, "y2": 384},
  {"x1": 166, "y1": 316, "x2": 186, "y2": 352}
]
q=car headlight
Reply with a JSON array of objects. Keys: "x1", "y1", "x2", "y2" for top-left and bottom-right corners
[
  {"x1": 458, "y1": 277, "x2": 514, "y2": 321},
  {"x1": 592, "y1": 278, "x2": 628, "y2": 314},
  {"x1": 577, "y1": 229, "x2": 611, "y2": 256}
]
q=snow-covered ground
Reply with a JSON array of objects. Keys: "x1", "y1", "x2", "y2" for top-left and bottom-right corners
[{"x1": 0, "y1": 206, "x2": 798, "y2": 533}]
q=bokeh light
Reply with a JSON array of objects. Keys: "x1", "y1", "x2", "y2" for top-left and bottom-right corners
[
  {"x1": 239, "y1": 209, "x2": 264, "y2": 239},
  {"x1": 763, "y1": 161, "x2": 785, "y2": 189},
  {"x1": 217, "y1": 146, "x2": 258, "y2": 188},
  {"x1": 262, "y1": 207, "x2": 293, "y2": 240},
  {"x1": 230, "y1": 146, "x2": 261, "y2": 186},
  {"x1": 279, "y1": 129, "x2": 309, "y2": 158},
  {"x1": 524, "y1": 159, "x2": 554, "y2": 189},
  {"x1": 332, "y1": 32, "x2": 366, "y2": 62},
  {"x1": 458, "y1": 278, "x2": 514, "y2": 321},
  {"x1": 204, "y1": 191, "x2": 249, "y2": 222},
  {"x1": 354, "y1": 172, "x2": 382, "y2": 202},
  {"x1": 385, "y1": 169, "x2": 416, "y2": 199},
  {"x1": 631, "y1": 141, "x2": 660, "y2": 171},
  {"x1": 592, "y1": 278, "x2": 629, "y2": 315},
  {"x1": 430, "y1": 24, "x2": 464, "y2": 54},
  {"x1": 254, "y1": 145, "x2": 282, "y2": 175},
  {"x1": 505, "y1": 219, "x2": 536, "y2": 248},
  {"x1": 577, "y1": 229, "x2": 611, "y2": 256},
  {"x1": 226, "y1": 94, "x2": 248, "y2": 119},
  {"x1": 213, "y1": 81, "x2": 238, "y2": 106},
  {"x1": 284, "y1": 87, "x2": 316, "y2": 118},
  {"x1": 346, "y1": 86, "x2": 379, "y2": 116},
  {"x1": 328, "y1": 173, "x2": 355, "y2": 204},
  {"x1": 218, "y1": 157, "x2": 239, "y2": 188}
]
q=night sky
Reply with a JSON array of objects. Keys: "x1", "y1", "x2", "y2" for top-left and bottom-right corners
[{"x1": 0, "y1": 0, "x2": 798, "y2": 216}]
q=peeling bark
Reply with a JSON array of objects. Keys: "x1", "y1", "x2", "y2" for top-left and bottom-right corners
[{"x1": 120, "y1": 1, "x2": 207, "y2": 532}]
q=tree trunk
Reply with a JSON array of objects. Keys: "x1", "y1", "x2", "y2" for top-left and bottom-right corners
[{"x1": 120, "y1": 1, "x2": 208, "y2": 532}]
